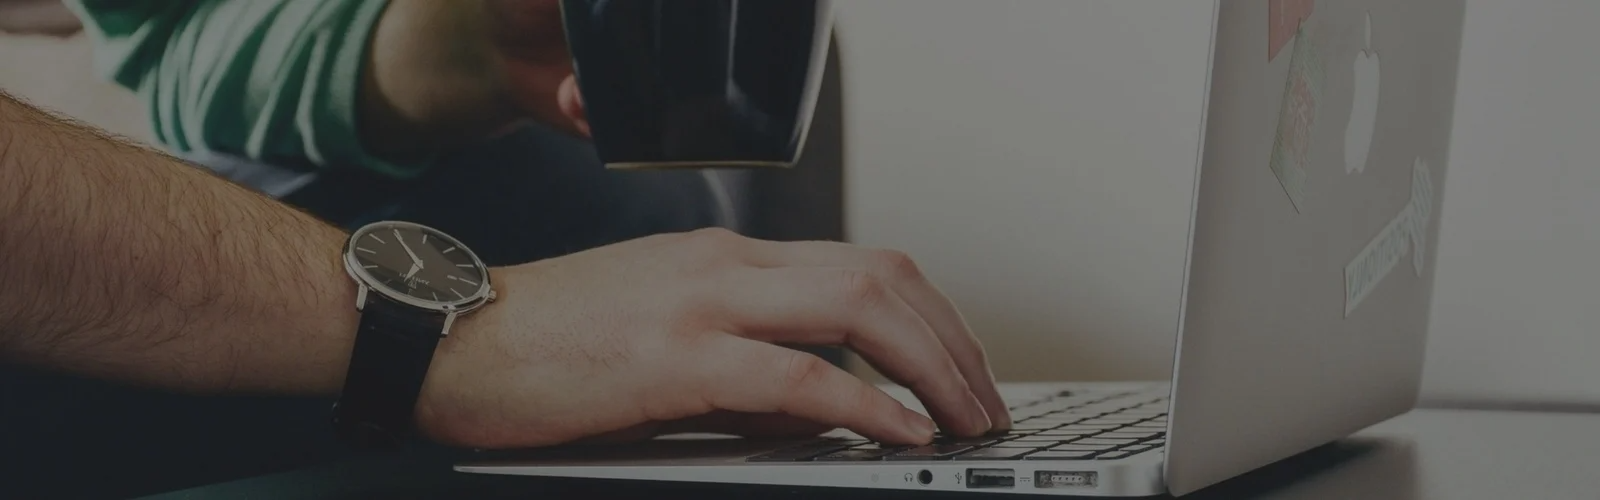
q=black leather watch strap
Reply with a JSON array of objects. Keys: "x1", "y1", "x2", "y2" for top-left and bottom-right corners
[{"x1": 332, "y1": 294, "x2": 447, "y2": 449}]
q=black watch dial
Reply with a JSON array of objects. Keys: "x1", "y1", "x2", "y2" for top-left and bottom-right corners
[{"x1": 348, "y1": 222, "x2": 488, "y2": 306}]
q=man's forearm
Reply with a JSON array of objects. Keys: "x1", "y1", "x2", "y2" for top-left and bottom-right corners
[{"x1": 0, "y1": 93, "x2": 360, "y2": 396}]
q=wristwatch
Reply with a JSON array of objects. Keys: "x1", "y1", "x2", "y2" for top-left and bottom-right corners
[{"x1": 332, "y1": 220, "x2": 496, "y2": 449}]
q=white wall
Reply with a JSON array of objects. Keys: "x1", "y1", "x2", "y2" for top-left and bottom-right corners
[
  {"x1": 0, "y1": 34, "x2": 148, "y2": 141},
  {"x1": 1420, "y1": 0, "x2": 1600, "y2": 407},
  {"x1": 836, "y1": 0, "x2": 1600, "y2": 406},
  {"x1": 834, "y1": 1, "x2": 1216, "y2": 382}
]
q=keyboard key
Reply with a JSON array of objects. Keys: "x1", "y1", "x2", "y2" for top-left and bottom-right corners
[
  {"x1": 1009, "y1": 424, "x2": 1061, "y2": 431},
  {"x1": 1032, "y1": 408, "x2": 1076, "y2": 415},
  {"x1": 1080, "y1": 418, "x2": 1140, "y2": 425},
  {"x1": 1033, "y1": 429, "x2": 1100, "y2": 437},
  {"x1": 939, "y1": 430, "x2": 1026, "y2": 439},
  {"x1": 1029, "y1": 420, "x2": 1086, "y2": 427},
  {"x1": 1051, "y1": 444, "x2": 1115, "y2": 452},
  {"x1": 991, "y1": 442, "x2": 1048, "y2": 449},
  {"x1": 746, "y1": 443, "x2": 854, "y2": 462},
  {"x1": 885, "y1": 444, "x2": 974, "y2": 461},
  {"x1": 1147, "y1": 439, "x2": 1166, "y2": 445},
  {"x1": 1073, "y1": 438, "x2": 1136, "y2": 446},
  {"x1": 1004, "y1": 435, "x2": 1068, "y2": 442},
  {"x1": 1024, "y1": 417, "x2": 1084, "y2": 425},
  {"x1": 1096, "y1": 451, "x2": 1132, "y2": 460},
  {"x1": 1060, "y1": 424, "x2": 1120, "y2": 430},
  {"x1": 1078, "y1": 404, "x2": 1126, "y2": 411},
  {"x1": 1098, "y1": 431, "x2": 1162, "y2": 439},
  {"x1": 1025, "y1": 451, "x2": 1096, "y2": 460},
  {"x1": 1121, "y1": 444, "x2": 1155, "y2": 452},
  {"x1": 956, "y1": 447, "x2": 1036, "y2": 460},
  {"x1": 965, "y1": 428, "x2": 1032, "y2": 436},
  {"x1": 1010, "y1": 434, "x2": 1072, "y2": 441},
  {"x1": 934, "y1": 436, "x2": 1002, "y2": 447}
]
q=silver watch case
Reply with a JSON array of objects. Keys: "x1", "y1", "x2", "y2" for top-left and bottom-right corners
[{"x1": 341, "y1": 220, "x2": 497, "y2": 336}]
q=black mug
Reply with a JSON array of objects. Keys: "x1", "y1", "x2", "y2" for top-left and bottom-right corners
[{"x1": 559, "y1": 0, "x2": 835, "y2": 169}]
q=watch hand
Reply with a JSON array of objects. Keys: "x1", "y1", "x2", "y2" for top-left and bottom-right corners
[
  {"x1": 404, "y1": 263, "x2": 422, "y2": 280},
  {"x1": 395, "y1": 230, "x2": 424, "y2": 268}
]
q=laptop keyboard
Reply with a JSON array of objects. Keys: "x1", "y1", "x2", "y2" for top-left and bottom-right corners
[{"x1": 747, "y1": 389, "x2": 1168, "y2": 462}]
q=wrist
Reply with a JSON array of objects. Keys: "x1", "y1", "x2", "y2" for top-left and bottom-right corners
[
  {"x1": 412, "y1": 266, "x2": 509, "y2": 446},
  {"x1": 330, "y1": 221, "x2": 501, "y2": 448}
]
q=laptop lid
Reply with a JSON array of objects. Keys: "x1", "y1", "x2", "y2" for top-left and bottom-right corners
[{"x1": 1164, "y1": 0, "x2": 1465, "y2": 495}]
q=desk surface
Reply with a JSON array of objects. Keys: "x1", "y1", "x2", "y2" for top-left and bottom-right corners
[{"x1": 141, "y1": 408, "x2": 1600, "y2": 499}]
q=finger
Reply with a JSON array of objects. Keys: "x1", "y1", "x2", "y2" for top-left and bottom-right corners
[
  {"x1": 572, "y1": 422, "x2": 663, "y2": 444},
  {"x1": 709, "y1": 267, "x2": 992, "y2": 436},
  {"x1": 556, "y1": 75, "x2": 590, "y2": 137},
  {"x1": 698, "y1": 336, "x2": 935, "y2": 445},
  {"x1": 734, "y1": 239, "x2": 1013, "y2": 430}
]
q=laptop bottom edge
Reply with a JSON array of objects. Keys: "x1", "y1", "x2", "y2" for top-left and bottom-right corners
[
  {"x1": 454, "y1": 381, "x2": 1171, "y2": 497},
  {"x1": 454, "y1": 460, "x2": 1166, "y2": 496}
]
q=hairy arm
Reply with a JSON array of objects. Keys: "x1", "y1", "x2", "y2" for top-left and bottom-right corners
[{"x1": 0, "y1": 93, "x2": 360, "y2": 396}]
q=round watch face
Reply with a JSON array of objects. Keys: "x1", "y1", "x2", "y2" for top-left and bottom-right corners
[{"x1": 346, "y1": 221, "x2": 489, "y2": 309}]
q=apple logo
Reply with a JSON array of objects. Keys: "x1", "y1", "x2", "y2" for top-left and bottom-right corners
[{"x1": 1343, "y1": 11, "x2": 1380, "y2": 174}]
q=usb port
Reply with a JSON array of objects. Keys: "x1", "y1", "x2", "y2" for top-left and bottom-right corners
[
  {"x1": 1036, "y1": 471, "x2": 1097, "y2": 488},
  {"x1": 965, "y1": 469, "x2": 1015, "y2": 489}
]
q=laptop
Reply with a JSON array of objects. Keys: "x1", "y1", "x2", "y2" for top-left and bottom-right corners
[{"x1": 455, "y1": 0, "x2": 1466, "y2": 495}]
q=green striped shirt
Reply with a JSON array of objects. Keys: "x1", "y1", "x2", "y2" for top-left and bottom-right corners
[{"x1": 65, "y1": 0, "x2": 424, "y2": 179}]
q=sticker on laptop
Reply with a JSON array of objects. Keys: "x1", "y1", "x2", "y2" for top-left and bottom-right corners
[
  {"x1": 1344, "y1": 157, "x2": 1436, "y2": 316},
  {"x1": 1269, "y1": 24, "x2": 1324, "y2": 213},
  {"x1": 1269, "y1": 0, "x2": 1316, "y2": 62},
  {"x1": 1408, "y1": 158, "x2": 1434, "y2": 276},
  {"x1": 1344, "y1": 11, "x2": 1381, "y2": 175}
]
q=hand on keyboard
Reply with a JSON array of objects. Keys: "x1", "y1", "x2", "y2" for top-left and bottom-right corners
[
  {"x1": 415, "y1": 229, "x2": 1011, "y2": 449},
  {"x1": 749, "y1": 391, "x2": 1169, "y2": 462}
]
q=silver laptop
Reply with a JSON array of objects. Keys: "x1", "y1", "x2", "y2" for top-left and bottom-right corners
[{"x1": 456, "y1": 0, "x2": 1465, "y2": 495}]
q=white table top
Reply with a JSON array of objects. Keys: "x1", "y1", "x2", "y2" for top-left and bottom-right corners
[{"x1": 1188, "y1": 408, "x2": 1600, "y2": 499}]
